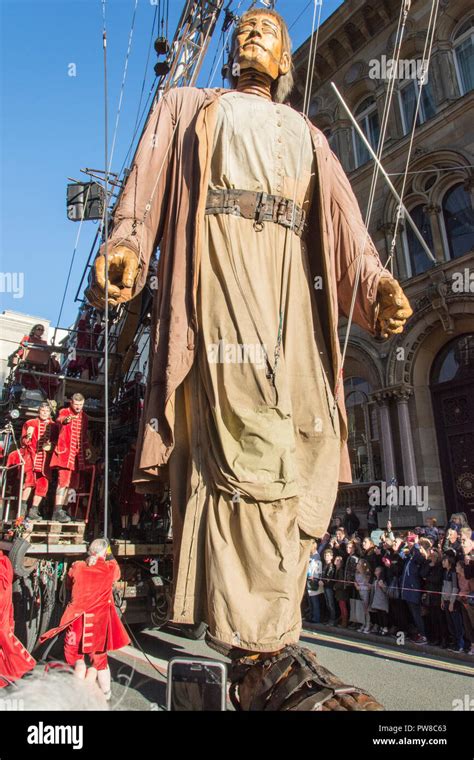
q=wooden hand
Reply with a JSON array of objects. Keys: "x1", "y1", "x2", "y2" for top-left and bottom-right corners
[
  {"x1": 375, "y1": 276, "x2": 413, "y2": 338},
  {"x1": 85, "y1": 246, "x2": 140, "y2": 308}
]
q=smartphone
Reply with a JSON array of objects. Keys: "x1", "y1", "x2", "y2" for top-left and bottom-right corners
[{"x1": 166, "y1": 658, "x2": 227, "y2": 711}]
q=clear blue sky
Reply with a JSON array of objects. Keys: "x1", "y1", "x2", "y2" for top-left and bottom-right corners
[{"x1": 0, "y1": 0, "x2": 342, "y2": 330}]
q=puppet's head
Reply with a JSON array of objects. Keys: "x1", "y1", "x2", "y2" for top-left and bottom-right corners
[{"x1": 227, "y1": 8, "x2": 294, "y2": 103}]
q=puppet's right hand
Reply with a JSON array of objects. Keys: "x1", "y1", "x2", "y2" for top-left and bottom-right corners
[{"x1": 85, "y1": 245, "x2": 140, "y2": 308}]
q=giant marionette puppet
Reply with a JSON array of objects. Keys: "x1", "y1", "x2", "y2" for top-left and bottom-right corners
[{"x1": 87, "y1": 9, "x2": 413, "y2": 710}]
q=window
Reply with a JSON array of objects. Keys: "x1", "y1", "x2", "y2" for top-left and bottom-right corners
[
  {"x1": 442, "y1": 184, "x2": 474, "y2": 260},
  {"x1": 454, "y1": 17, "x2": 474, "y2": 95},
  {"x1": 431, "y1": 334, "x2": 474, "y2": 385},
  {"x1": 399, "y1": 71, "x2": 436, "y2": 134},
  {"x1": 352, "y1": 97, "x2": 380, "y2": 168},
  {"x1": 403, "y1": 204, "x2": 436, "y2": 276},
  {"x1": 344, "y1": 377, "x2": 382, "y2": 483}
]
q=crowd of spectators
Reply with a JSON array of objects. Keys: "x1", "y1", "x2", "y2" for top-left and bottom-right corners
[{"x1": 305, "y1": 508, "x2": 474, "y2": 654}]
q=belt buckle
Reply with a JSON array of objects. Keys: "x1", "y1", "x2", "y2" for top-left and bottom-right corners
[
  {"x1": 276, "y1": 198, "x2": 287, "y2": 225},
  {"x1": 253, "y1": 192, "x2": 268, "y2": 232}
]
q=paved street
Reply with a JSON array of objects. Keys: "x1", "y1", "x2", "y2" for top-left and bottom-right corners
[{"x1": 106, "y1": 624, "x2": 473, "y2": 712}]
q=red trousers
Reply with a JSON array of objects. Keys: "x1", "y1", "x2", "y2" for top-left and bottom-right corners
[
  {"x1": 64, "y1": 617, "x2": 108, "y2": 671},
  {"x1": 57, "y1": 469, "x2": 80, "y2": 490},
  {"x1": 24, "y1": 471, "x2": 49, "y2": 498},
  {"x1": 338, "y1": 600, "x2": 349, "y2": 624}
]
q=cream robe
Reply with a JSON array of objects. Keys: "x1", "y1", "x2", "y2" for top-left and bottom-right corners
[{"x1": 170, "y1": 93, "x2": 341, "y2": 652}]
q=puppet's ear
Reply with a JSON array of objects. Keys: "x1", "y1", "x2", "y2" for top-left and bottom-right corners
[{"x1": 279, "y1": 51, "x2": 291, "y2": 76}]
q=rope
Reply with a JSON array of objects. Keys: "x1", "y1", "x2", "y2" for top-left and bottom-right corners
[
  {"x1": 337, "y1": 0, "x2": 412, "y2": 386},
  {"x1": 117, "y1": 4, "x2": 159, "y2": 178},
  {"x1": 333, "y1": 0, "x2": 440, "y2": 408},
  {"x1": 107, "y1": 0, "x2": 140, "y2": 176},
  {"x1": 272, "y1": 0, "x2": 323, "y2": 384},
  {"x1": 308, "y1": 574, "x2": 466, "y2": 600},
  {"x1": 289, "y1": 0, "x2": 313, "y2": 31},
  {"x1": 52, "y1": 185, "x2": 92, "y2": 347},
  {"x1": 102, "y1": 0, "x2": 110, "y2": 540},
  {"x1": 385, "y1": 0, "x2": 441, "y2": 271},
  {"x1": 205, "y1": 0, "x2": 246, "y2": 87},
  {"x1": 387, "y1": 165, "x2": 474, "y2": 176}
]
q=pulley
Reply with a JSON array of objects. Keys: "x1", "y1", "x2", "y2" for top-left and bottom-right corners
[
  {"x1": 154, "y1": 61, "x2": 170, "y2": 77},
  {"x1": 154, "y1": 36, "x2": 169, "y2": 56}
]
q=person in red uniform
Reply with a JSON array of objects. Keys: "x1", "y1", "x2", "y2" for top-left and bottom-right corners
[
  {"x1": 118, "y1": 444, "x2": 144, "y2": 537},
  {"x1": 13, "y1": 324, "x2": 47, "y2": 363},
  {"x1": 39, "y1": 538, "x2": 130, "y2": 700},
  {"x1": 10, "y1": 324, "x2": 48, "y2": 391},
  {"x1": 50, "y1": 393, "x2": 91, "y2": 523},
  {"x1": 19, "y1": 402, "x2": 57, "y2": 521},
  {"x1": 66, "y1": 309, "x2": 92, "y2": 378},
  {"x1": 10, "y1": 324, "x2": 61, "y2": 397},
  {"x1": 88, "y1": 313, "x2": 103, "y2": 380},
  {"x1": 0, "y1": 550, "x2": 36, "y2": 687}
]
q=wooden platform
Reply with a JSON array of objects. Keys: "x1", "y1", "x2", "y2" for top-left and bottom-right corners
[
  {"x1": 2, "y1": 520, "x2": 86, "y2": 546},
  {"x1": 111, "y1": 539, "x2": 173, "y2": 557}
]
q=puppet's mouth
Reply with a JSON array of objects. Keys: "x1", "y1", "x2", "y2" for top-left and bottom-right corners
[{"x1": 243, "y1": 41, "x2": 266, "y2": 51}]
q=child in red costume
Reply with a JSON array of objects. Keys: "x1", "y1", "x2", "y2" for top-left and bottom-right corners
[
  {"x1": 20, "y1": 402, "x2": 57, "y2": 521},
  {"x1": 50, "y1": 393, "x2": 91, "y2": 523},
  {"x1": 39, "y1": 539, "x2": 130, "y2": 700},
  {"x1": 0, "y1": 550, "x2": 36, "y2": 687}
]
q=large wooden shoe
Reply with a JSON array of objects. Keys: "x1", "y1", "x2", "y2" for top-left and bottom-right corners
[{"x1": 229, "y1": 645, "x2": 384, "y2": 711}]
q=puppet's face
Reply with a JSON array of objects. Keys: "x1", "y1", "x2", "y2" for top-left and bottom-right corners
[{"x1": 233, "y1": 12, "x2": 290, "y2": 81}]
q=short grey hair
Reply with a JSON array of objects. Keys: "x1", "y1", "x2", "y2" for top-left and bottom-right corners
[
  {"x1": 2, "y1": 668, "x2": 108, "y2": 711},
  {"x1": 88, "y1": 538, "x2": 109, "y2": 559},
  {"x1": 226, "y1": 8, "x2": 294, "y2": 104}
]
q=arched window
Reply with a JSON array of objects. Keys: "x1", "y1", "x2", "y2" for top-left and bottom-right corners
[
  {"x1": 344, "y1": 377, "x2": 382, "y2": 483},
  {"x1": 453, "y1": 17, "x2": 474, "y2": 95},
  {"x1": 352, "y1": 96, "x2": 380, "y2": 168},
  {"x1": 403, "y1": 203, "x2": 436, "y2": 276},
  {"x1": 398, "y1": 62, "x2": 436, "y2": 134},
  {"x1": 431, "y1": 334, "x2": 474, "y2": 385},
  {"x1": 442, "y1": 184, "x2": 474, "y2": 260}
]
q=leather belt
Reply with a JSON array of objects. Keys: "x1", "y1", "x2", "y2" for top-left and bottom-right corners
[{"x1": 205, "y1": 188, "x2": 307, "y2": 238}]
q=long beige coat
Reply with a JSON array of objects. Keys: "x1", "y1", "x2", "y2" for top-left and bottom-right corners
[{"x1": 99, "y1": 86, "x2": 390, "y2": 486}]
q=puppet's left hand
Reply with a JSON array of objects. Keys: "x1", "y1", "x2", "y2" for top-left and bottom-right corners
[{"x1": 375, "y1": 276, "x2": 413, "y2": 338}]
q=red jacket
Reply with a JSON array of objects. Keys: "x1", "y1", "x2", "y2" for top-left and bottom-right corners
[
  {"x1": 0, "y1": 552, "x2": 36, "y2": 687},
  {"x1": 50, "y1": 407, "x2": 89, "y2": 471},
  {"x1": 20, "y1": 418, "x2": 57, "y2": 478},
  {"x1": 39, "y1": 558, "x2": 130, "y2": 654}
]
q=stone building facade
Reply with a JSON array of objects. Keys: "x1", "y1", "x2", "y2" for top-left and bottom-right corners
[{"x1": 290, "y1": 0, "x2": 474, "y2": 529}]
